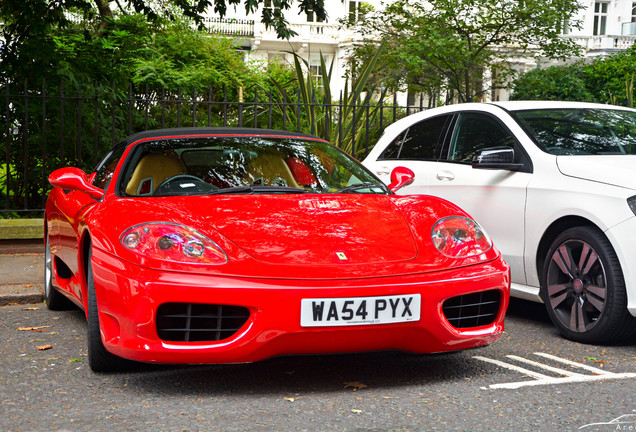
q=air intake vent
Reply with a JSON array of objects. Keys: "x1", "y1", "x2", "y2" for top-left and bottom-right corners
[
  {"x1": 442, "y1": 290, "x2": 501, "y2": 329},
  {"x1": 156, "y1": 303, "x2": 250, "y2": 342}
]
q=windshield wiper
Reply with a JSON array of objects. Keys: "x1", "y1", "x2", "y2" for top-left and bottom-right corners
[
  {"x1": 209, "y1": 185, "x2": 309, "y2": 195},
  {"x1": 336, "y1": 182, "x2": 386, "y2": 194}
]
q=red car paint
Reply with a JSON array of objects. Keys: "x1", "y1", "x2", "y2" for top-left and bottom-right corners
[{"x1": 45, "y1": 128, "x2": 510, "y2": 370}]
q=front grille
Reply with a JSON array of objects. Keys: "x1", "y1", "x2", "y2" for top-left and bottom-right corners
[
  {"x1": 442, "y1": 290, "x2": 501, "y2": 329},
  {"x1": 156, "y1": 303, "x2": 250, "y2": 342}
]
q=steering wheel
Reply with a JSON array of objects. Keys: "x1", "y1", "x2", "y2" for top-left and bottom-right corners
[{"x1": 154, "y1": 174, "x2": 216, "y2": 195}]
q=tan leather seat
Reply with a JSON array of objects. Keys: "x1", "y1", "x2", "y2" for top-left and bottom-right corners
[
  {"x1": 125, "y1": 153, "x2": 186, "y2": 196},
  {"x1": 243, "y1": 154, "x2": 300, "y2": 188}
]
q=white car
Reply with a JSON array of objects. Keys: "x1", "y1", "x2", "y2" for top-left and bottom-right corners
[{"x1": 363, "y1": 101, "x2": 636, "y2": 344}]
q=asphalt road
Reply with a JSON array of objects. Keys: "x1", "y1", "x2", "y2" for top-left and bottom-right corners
[{"x1": 1, "y1": 299, "x2": 635, "y2": 432}]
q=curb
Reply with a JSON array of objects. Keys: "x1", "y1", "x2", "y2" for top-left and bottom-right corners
[
  {"x1": 0, "y1": 283, "x2": 44, "y2": 306},
  {"x1": 0, "y1": 218, "x2": 44, "y2": 240},
  {"x1": 0, "y1": 219, "x2": 46, "y2": 305},
  {"x1": 0, "y1": 251, "x2": 45, "y2": 306}
]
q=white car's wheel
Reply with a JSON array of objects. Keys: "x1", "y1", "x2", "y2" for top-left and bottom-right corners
[{"x1": 542, "y1": 226, "x2": 636, "y2": 344}]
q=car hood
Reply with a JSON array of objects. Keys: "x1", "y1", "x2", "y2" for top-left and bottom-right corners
[
  {"x1": 557, "y1": 156, "x2": 636, "y2": 191},
  {"x1": 199, "y1": 195, "x2": 417, "y2": 265},
  {"x1": 90, "y1": 193, "x2": 502, "y2": 279}
]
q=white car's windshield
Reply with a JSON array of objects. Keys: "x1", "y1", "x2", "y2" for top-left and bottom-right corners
[{"x1": 512, "y1": 108, "x2": 636, "y2": 155}]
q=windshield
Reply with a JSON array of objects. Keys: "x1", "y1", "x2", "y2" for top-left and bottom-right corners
[
  {"x1": 119, "y1": 136, "x2": 388, "y2": 197},
  {"x1": 512, "y1": 108, "x2": 636, "y2": 155}
]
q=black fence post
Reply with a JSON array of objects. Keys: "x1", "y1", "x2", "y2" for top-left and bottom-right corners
[
  {"x1": 268, "y1": 90, "x2": 273, "y2": 130},
  {"x1": 295, "y1": 90, "x2": 301, "y2": 133},
  {"x1": 41, "y1": 81, "x2": 48, "y2": 208},
  {"x1": 253, "y1": 88, "x2": 258, "y2": 129},
  {"x1": 144, "y1": 83, "x2": 150, "y2": 130},
  {"x1": 161, "y1": 85, "x2": 166, "y2": 129},
  {"x1": 208, "y1": 86, "x2": 213, "y2": 127},
  {"x1": 310, "y1": 87, "x2": 316, "y2": 136},
  {"x1": 111, "y1": 83, "x2": 117, "y2": 147},
  {"x1": 77, "y1": 86, "x2": 83, "y2": 165},
  {"x1": 127, "y1": 82, "x2": 133, "y2": 135},
  {"x1": 282, "y1": 91, "x2": 287, "y2": 131},
  {"x1": 351, "y1": 94, "x2": 357, "y2": 157},
  {"x1": 192, "y1": 86, "x2": 197, "y2": 127},
  {"x1": 223, "y1": 85, "x2": 228, "y2": 127},
  {"x1": 177, "y1": 85, "x2": 182, "y2": 128},
  {"x1": 93, "y1": 85, "x2": 99, "y2": 166},
  {"x1": 3, "y1": 82, "x2": 10, "y2": 211},
  {"x1": 338, "y1": 91, "x2": 343, "y2": 149},
  {"x1": 23, "y1": 79, "x2": 29, "y2": 211}
]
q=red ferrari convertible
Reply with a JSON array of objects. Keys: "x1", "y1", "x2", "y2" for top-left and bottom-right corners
[{"x1": 45, "y1": 128, "x2": 510, "y2": 372}]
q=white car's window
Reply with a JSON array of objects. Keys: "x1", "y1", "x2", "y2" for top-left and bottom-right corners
[
  {"x1": 379, "y1": 115, "x2": 449, "y2": 160},
  {"x1": 399, "y1": 115, "x2": 449, "y2": 160},
  {"x1": 448, "y1": 113, "x2": 517, "y2": 163},
  {"x1": 378, "y1": 130, "x2": 406, "y2": 159},
  {"x1": 512, "y1": 108, "x2": 636, "y2": 155}
]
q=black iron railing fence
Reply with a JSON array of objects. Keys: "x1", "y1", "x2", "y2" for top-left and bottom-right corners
[{"x1": 0, "y1": 80, "x2": 427, "y2": 215}]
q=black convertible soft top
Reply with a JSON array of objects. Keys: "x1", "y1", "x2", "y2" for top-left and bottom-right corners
[{"x1": 117, "y1": 127, "x2": 324, "y2": 148}]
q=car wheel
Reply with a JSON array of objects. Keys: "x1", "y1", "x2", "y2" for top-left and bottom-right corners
[
  {"x1": 86, "y1": 247, "x2": 128, "y2": 372},
  {"x1": 542, "y1": 226, "x2": 636, "y2": 344},
  {"x1": 44, "y1": 235, "x2": 72, "y2": 310}
]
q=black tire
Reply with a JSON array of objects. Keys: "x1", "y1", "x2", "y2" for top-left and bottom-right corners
[
  {"x1": 86, "y1": 247, "x2": 128, "y2": 372},
  {"x1": 541, "y1": 226, "x2": 636, "y2": 344},
  {"x1": 44, "y1": 235, "x2": 73, "y2": 310}
]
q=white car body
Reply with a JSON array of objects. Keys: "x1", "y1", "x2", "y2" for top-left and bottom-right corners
[{"x1": 363, "y1": 101, "x2": 636, "y2": 342}]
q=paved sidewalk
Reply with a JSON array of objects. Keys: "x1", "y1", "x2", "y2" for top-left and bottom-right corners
[{"x1": 0, "y1": 253, "x2": 45, "y2": 305}]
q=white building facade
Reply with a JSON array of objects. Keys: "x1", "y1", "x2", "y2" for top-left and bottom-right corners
[
  {"x1": 206, "y1": 0, "x2": 381, "y2": 98},
  {"x1": 209, "y1": 0, "x2": 636, "y2": 102}
]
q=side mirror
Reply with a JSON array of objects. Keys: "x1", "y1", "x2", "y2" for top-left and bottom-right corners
[
  {"x1": 388, "y1": 166, "x2": 415, "y2": 193},
  {"x1": 49, "y1": 167, "x2": 104, "y2": 200},
  {"x1": 472, "y1": 147, "x2": 524, "y2": 171}
]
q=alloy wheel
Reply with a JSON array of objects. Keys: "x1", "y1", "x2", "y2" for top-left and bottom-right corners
[{"x1": 545, "y1": 239, "x2": 607, "y2": 334}]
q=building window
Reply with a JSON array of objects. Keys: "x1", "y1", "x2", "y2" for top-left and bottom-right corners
[
  {"x1": 593, "y1": 2, "x2": 608, "y2": 36},
  {"x1": 632, "y1": 2, "x2": 636, "y2": 22},
  {"x1": 264, "y1": 0, "x2": 280, "y2": 13},
  {"x1": 309, "y1": 56, "x2": 325, "y2": 88},
  {"x1": 349, "y1": 0, "x2": 364, "y2": 23},
  {"x1": 557, "y1": 17, "x2": 570, "y2": 35},
  {"x1": 306, "y1": 9, "x2": 324, "y2": 23},
  {"x1": 310, "y1": 65, "x2": 323, "y2": 87}
]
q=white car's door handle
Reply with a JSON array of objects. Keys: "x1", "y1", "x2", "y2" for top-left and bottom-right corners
[
  {"x1": 375, "y1": 167, "x2": 391, "y2": 176},
  {"x1": 436, "y1": 171, "x2": 455, "y2": 181}
]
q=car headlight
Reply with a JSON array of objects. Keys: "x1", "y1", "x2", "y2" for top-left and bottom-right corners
[
  {"x1": 120, "y1": 223, "x2": 228, "y2": 265},
  {"x1": 628, "y1": 195, "x2": 636, "y2": 217},
  {"x1": 431, "y1": 216, "x2": 493, "y2": 258}
]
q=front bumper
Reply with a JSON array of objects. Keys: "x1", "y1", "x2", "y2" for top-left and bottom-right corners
[
  {"x1": 605, "y1": 216, "x2": 636, "y2": 317},
  {"x1": 91, "y1": 248, "x2": 510, "y2": 364}
]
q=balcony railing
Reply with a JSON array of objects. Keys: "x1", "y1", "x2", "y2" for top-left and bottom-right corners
[
  {"x1": 202, "y1": 18, "x2": 255, "y2": 37},
  {"x1": 259, "y1": 22, "x2": 342, "y2": 43},
  {"x1": 563, "y1": 34, "x2": 636, "y2": 51}
]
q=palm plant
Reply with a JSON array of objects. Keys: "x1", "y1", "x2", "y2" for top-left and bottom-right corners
[{"x1": 260, "y1": 42, "x2": 387, "y2": 158}]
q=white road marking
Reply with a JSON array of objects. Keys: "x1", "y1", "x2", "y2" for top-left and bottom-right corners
[{"x1": 474, "y1": 352, "x2": 636, "y2": 390}]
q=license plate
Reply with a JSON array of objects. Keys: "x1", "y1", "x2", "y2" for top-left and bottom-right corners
[{"x1": 300, "y1": 294, "x2": 421, "y2": 327}]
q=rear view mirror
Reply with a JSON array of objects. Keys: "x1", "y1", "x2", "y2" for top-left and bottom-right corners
[
  {"x1": 472, "y1": 147, "x2": 524, "y2": 171},
  {"x1": 388, "y1": 166, "x2": 415, "y2": 193},
  {"x1": 49, "y1": 167, "x2": 105, "y2": 200}
]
